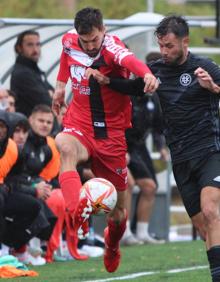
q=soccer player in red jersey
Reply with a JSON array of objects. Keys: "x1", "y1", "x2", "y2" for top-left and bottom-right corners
[{"x1": 52, "y1": 7, "x2": 158, "y2": 272}]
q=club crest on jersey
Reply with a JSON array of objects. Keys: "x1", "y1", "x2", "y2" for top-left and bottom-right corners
[
  {"x1": 180, "y1": 73, "x2": 192, "y2": 86},
  {"x1": 63, "y1": 38, "x2": 73, "y2": 48},
  {"x1": 115, "y1": 167, "x2": 127, "y2": 175}
]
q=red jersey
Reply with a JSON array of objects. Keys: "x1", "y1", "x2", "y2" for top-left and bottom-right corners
[{"x1": 57, "y1": 30, "x2": 152, "y2": 139}]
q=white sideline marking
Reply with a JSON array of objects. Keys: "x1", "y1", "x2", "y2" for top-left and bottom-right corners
[
  {"x1": 84, "y1": 265, "x2": 208, "y2": 282},
  {"x1": 167, "y1": 265, "x2": 208, "y2": 273}
]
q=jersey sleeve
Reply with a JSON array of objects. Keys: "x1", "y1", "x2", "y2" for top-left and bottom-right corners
[
  {"x1": 57, "y1": 34, "x2": 70, "y2": 83},
  {"x1": 105, "y1": 35, "x2": 152, "y2": 78},
  {"x1": 57, "y1": 51, "x2": 70, "y2": 83},
  {"x1": 121, "y1": 55, "x2": 152, "y2": 77},
  {"x1": 109, "y1": 77, "x2": 145, "y2": 96}
]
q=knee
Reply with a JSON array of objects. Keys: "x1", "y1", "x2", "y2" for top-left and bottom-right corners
[
  {"x1": 201, "y1": 202, "x2": 219, "y2": 224},
  {"x1": 140, "y1": 179, "x2": 157, "y2": 197},
  {"x1": 55, "y1": 134, "x2": 77, "y2": 159},
  {"x1": 28, "y1": 199, "x2": 41, "y2": 219}
]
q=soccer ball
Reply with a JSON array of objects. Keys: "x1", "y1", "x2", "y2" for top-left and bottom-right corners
[{"x1": 80, "y1": 178, "x2": 117, "y2": 215}]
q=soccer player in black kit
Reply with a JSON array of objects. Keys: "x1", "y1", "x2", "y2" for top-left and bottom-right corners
[{"x1": 86, "y1": 15, "x2": 220, "y2": 282}]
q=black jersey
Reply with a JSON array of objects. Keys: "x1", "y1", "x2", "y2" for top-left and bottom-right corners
[{"x1": 109, "y1": 53, "x2": 220, "y2": 163}]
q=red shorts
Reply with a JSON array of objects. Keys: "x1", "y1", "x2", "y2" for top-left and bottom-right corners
[{"x1": 62, "y1": 125, "x2": 128, "y2": 191}]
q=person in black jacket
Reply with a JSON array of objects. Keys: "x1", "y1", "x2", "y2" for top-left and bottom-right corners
[
  {"x1": 10, "y1": 30, "x2": 54, "y2": 117},
  {"x1": 0, "y1": 110, "x2": 41, "y2": 251},
  {"x1": 7, "y1": 105, "x2": 88, "y2": 263},
  {"x1": 6, "y1": 107, "x2": 59, "y2": 263}
]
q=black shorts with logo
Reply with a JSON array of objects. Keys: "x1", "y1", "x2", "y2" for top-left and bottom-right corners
[
  {"x1": 172, "y1": 152, "x2": 220, "y2": 218},
  {"x1": 128, "y1": 143, "x2": 157, "y2": 184}
]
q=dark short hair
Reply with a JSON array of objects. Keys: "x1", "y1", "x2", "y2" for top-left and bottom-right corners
[
  {"x1": 155, "y1": 15, "x2": 189, "y2": 38},
  {"x1": 8, "y1": 112, "x2": 29, "y2": 136},
  {"x1": 74, "y1": 7, "x2": 103, "y2": 35},
  {"x1": 145, "y1": 52, "x2": 162, "y2": 64},
  {"x1": 31, "y1": 104, "x2": 53, "y2": 115},
  {"x1": 14, "y1": 30, "x2": 39, "y2": 54},
  {"x1": 7, "y1": 89, "x2": 17, "y2": 101},
  {"x1": 16, "y1": 119, "x2": 30, "y2": 133}
]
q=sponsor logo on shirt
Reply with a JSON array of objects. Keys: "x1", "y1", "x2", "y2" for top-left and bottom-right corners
[
  {"x1": 72, "y1": 82, "x2": 90, "y2": 96},
  {"x1": 70, "y1": 65, "x2": 86, "y2": 83},
  {"x1": 93, "y1": 122, "x2": 105, "y2": 127},
  {"x1": 180, "y1": 73, "x2": 192, "y2": 86},
  {"x1": 104, "y1": 34, "x2": 133, "y2": 64},
  {"x1": 63, "y1": 127, "x2": 83, "y2": 136},
  {"x1": 213, "y1": 176, "x2": 220, "y2": 182},
  {"x1": 71, "y1": 65, "x2": 90, "y2": 95}
]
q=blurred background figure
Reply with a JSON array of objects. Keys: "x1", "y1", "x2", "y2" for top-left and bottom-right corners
[
  {"x1": 0, "y1": 88, "x2": 9, "y2": 112},
  {"x1": 121, "y1": 52, "x2": 169, "y2": 246},
  {"x1": 7, "y1": 90, "x2": 17, "y2": 113},
  {"x1": 6, "y1": 106, "x2": 61, "y2": 264},
  {"x1": 0, "y1": 110, "x2": 42, "y2": 263},
  {"x1": 0, "y1": 88, "x2": 17, "y2": 113},
  {"x1": 10, "y1": 30, "x2": 54, "y2": 117}
]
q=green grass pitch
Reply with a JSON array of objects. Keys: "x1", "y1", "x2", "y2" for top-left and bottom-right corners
[{"x1": 6, "y1": 240, "x2": 210, "y2": 282}]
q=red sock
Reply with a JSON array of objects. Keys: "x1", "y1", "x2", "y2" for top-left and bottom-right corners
[
  {"x1": 59, "y1": 171, "x2": 82, "y2": 213},
  {"x1": 106, "y1": 213, "x2": 127, "y2": 248}
]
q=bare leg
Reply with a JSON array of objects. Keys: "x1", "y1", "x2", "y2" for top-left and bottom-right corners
[
  {"x1": 198, "y1": 186, "x2": 220, "y2": 281},
  {"x1": 136, "y1": 178, "x2": 156, "y2": 223},
  {"x1": 201, "y1": 187, "x2": 220, "y2": 249},
  {"x1": 121, "y1": 169, "x2": 143, "y2": 245}
]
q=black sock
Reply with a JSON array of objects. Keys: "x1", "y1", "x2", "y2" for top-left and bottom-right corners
[{"x1": 207, "y1": 246, "x2": 220, "y2": 282}]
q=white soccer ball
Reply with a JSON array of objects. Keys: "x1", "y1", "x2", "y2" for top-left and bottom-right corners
[{"x1": 80, "y1": 178, "x2": 117, "y2": 215}]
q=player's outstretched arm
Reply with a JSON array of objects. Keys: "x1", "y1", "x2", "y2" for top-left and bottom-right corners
[
  {"x1": 85, "y1": 68, "x2": 150, "y2": 97},
  {"x1": 120, "y1": 55, "x2": 158, "y2": 93}
]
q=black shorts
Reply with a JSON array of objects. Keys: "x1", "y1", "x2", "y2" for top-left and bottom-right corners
[
  {"x1": 172, "y1": 152, "x2": 220, "y2": 218},
  {"x1": 128, "y1": 143, "x2": 157, "y2": 183}
]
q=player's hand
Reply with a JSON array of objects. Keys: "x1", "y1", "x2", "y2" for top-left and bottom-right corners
[
  {"x1": 85, "y1": 68, "x2": 110, "y2": 85},
  {"x1": 52, "y1": 86, "x2": 65, "y2": 116},
  {"x1": 194, "y1": 67, "x2": 220, "y2": 93},
  {"x1": 143, "y1": 73, "x2": 159, "y2": 94},
  {"x1": 160, "y1": 148, "x2": 170, "y2": 162},
  {"x1": 35, "y1": 181, "x2": 52, "y2": 200}
]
